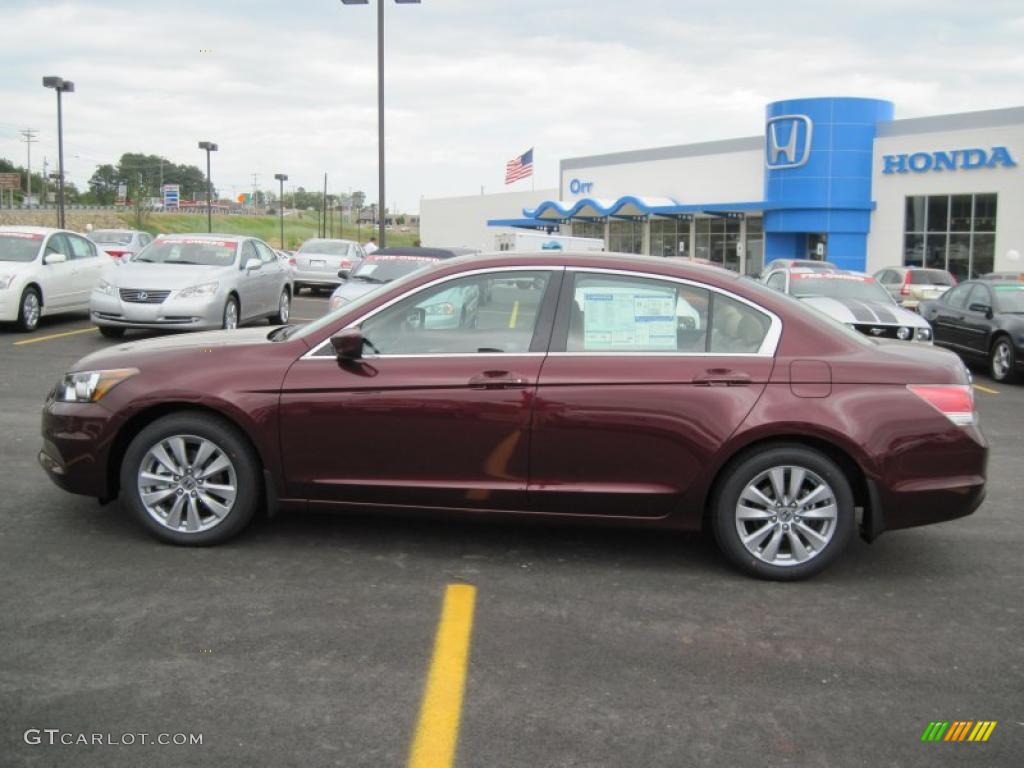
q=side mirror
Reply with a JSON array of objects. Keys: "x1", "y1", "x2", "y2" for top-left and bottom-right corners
[
  {"x1": 337, "y1": 269, "x2": 350, "y2": 280},
  {"x1": 968, "y1": 302, "x2": 993, "y2": 318},
  {"x1": 43, "y1": 252, "x2": 67, "y2": 265},
  {"x1": 243, "y1": 257, "x2": 261, "y2": 272},
  {"x1": 330, "y1": 328, "x2": 365, "y2": 360}
]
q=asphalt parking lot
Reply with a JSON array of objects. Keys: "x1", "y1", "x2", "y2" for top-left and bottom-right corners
[{"x1": 1, "y1": 296, "x2": 1021, "y2": 768}]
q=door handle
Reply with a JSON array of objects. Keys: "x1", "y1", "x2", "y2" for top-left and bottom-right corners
[
  {"x1": 468, "y1": 370, "x2": 530, "y2": 390},
  {"x1": 692, "y1": 369, "x2": 752, "y2": 387}
]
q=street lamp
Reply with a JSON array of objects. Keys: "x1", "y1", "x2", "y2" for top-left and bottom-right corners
[
  {"x1": 197, "y1": 141, "x2": 218, "y2": 232},
  {"x1": 340, "y1": 0, "x2": 420, "y2": 247},
  {"x1": 42, "y1": 76, "x2": 74, "y2": 229},
  {"x1": 274, "y1": 173, "x2": 288, "y2": 248}
]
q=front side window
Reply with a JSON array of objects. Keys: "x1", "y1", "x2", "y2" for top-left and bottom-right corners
[
  {"x1": 566, "y1": 273, "x2": 770, "y2": 354},
  {"x1": 45, "y1": 234, "x2": 72, "y2": 259},
  {"x1": 254, "y1": 241, "x2": 277, "y2": 264},
  {"x1": 965, "y1": 284, "x2": 992, "y2": 311},
  {"x1": 358, "y1": 271, "x2": 552, "y2": 356},
  {"x1": 942, "y1": 283, "x2": 972, "y2": 309},
  {"x1": 765, "y1": 272, "x2": 786, "y2": 291}
]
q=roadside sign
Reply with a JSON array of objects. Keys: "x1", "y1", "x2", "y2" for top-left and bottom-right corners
[
  {"x1": 0, "y1": 173, "x2": 20, "y2": 189},
  {"x1": 162, "y1": 184, "x2": 180, "y2": 210}
]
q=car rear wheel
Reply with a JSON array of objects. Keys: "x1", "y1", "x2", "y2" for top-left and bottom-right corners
[
  {"x1": 990, "y1": 337, "x2": 1017, "y2": 383},
  {"x1": 120, "y1": 412, "x2": 260, "y2": 545},
  {"x1": 222, "y1": 297, "x2": 239, "y2": 330},
  {"x1": 712, "y1": 445, "x2": 854, "y2": 580},
  {"x1": 98, "y1": 326, "x2": 125, "y2": 339},
  {"x1": 17, "y1": 287, "x2": 41, "y2": 332},
  {"x1": 270, "y1": 288, "x2": 290, "y2": 324}
]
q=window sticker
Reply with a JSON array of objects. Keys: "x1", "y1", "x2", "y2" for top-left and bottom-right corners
[{"x1": 581, "y1": 287, "x2": 677, "y2": 350}]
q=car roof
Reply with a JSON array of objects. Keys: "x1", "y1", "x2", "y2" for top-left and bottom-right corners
[
  {"x1": 0, "y1": 225, "x2": 67, "y2": 235},
  {"x1": 303, "y1": 238, "x2": 358, "y2": 244},
  {"x1": 372, "y1": 246, "x2": 475, "y2": 259},
  {"x1": 157, "y1": 233, "x2": 244, "y2": 242}
]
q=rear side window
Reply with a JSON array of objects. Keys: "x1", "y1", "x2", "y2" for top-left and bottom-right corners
[
  {"x1": 709, "y1": 293, "x2": 771, "y2": 354},
  {"x1": 910, "y1": 269, "x2": 953, "y2": 286},
  {"x1": 66, "y1": 234, "x2": 96, "y2": 260}
]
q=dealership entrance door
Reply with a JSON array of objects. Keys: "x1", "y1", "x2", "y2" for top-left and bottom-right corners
[{"x1": 806, "y1": 233, "x2": 828, "y2": 261}]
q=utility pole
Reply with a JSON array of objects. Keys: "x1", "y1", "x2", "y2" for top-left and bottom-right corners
[
  {"x1": 322, "y1": 173, "x2": 328, "y2": 238},
  {"x1": 20, "y1": 129, "x2": 38, "y2": 204}
]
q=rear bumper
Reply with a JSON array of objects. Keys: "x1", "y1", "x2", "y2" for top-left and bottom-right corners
[{"x1": 293, "y1": 268, "x2": 343, "y2": 287}]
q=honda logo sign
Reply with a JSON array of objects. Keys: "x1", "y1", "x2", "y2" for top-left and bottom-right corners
[{"x1": 765, "y1": 115, "x2": 813, "y2": 170}]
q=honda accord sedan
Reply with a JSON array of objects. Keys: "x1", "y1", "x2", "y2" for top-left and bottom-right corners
[{"x1": 41, "y1": 252, "x2": 987, "y2": 580}]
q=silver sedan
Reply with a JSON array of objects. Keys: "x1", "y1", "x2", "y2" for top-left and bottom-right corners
[
  {"x1": 87, "y1": 229, "x2": 154, "y2": 263},
  {"x1": 90, "y1": 234, "x2": 293, "y2": 338},
  {"x1": 292, "y1": 239, "x2": 365, "y2": 293}
]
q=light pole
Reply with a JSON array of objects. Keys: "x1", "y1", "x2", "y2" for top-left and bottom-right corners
[
  {"x1": 42, "y1": 76, "x2": 74, "y2": 228},
  {"x1": 274, "y1": 173, "x2": 288, "y2": 248},
  {"x1": 340, "y1": 0, "x2": 420, "y2": 248},
  {"x1": 197, "y1": 141, "x2": 218, "y2": 232}
]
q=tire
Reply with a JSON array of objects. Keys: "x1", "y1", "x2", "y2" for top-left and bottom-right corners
[
  {"x1": 16, "y1": 287, "x2": 41, "y2": 332},
  {"x1": 222, "y1": 296, "x2": 240, "y2": 330},
  {"x1": 990, "y1": 336, "x2": 1017, "y2": 383},
  {"x1": 269, "y1": 288, "x2": 291, "y2": 325},
  {"x1": 711, "y1": 444, "x2": 855, "y2": 581},
  {"x1": 119, "y1": 412, "x2": 261, "y2": 546},
  {"x1": 98, "y1": 326, "x2": 125, "y2": 339}
]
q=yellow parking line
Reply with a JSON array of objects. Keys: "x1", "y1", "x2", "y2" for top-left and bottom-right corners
[
  {"x1": 13, "y1": 327, "x2": 98, "y2": 346},
  {"x1": 973, "y1": 384, "x2": 999, "y2": 395},
  {"x1": 508, "y1": 300, "x2": 519, "y2": 329},
  {"x1": 408, "y1": 584, "x2": 477, "y2": 768}
]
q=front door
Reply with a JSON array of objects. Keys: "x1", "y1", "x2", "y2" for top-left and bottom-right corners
[
  {"x1": 279, "y1": 268, "x2": 561, "y2": 510},
  {"x1": 236, "y1": 240, "x2": 265, "y2": 321},
  {"x1": 529, "y1": 270, "x2": 776, "y2": 518},
  {"x1": 958, "y1": 283, "x2": 995, "y2": 356}
]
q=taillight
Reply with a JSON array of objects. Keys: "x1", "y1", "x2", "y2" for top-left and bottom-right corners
[
  {"x1": 106, "y1": 250, "x2": 127, "y2": 259},
  {"x1": 907, "y1": 384, "x2": 976, "y2": 426},
  {"x1": 287, "y1": 258, "x2": 296, "y2": 268},
  {"x1": 900, "y1": 271, "x2": 911, "y2": 296}
]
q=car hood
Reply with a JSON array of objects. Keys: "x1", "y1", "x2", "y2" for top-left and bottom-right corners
[
  {"x1": 331, "y1": 279, "x2": 385, "y2": 302},
  {"x1": 801, "y1": 296, "x2": 929, "y2": 328},
  {"x1": 107, "y1": 262, "x2": 230, "y2": 289},
  {"x1": 0, "y1": 259, "x2": 42, "y2": 277},
  {"x1": 71, "y1": 327, "x2": 273, "y2": 372}
]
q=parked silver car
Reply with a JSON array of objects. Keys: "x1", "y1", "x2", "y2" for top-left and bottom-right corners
[
  {"x1": 90, "y1": 234, "x2": 293, "y2": 338},
  {"x1": 87, "y1": 229, "x2": 153, "y2": 263},
  {"x1": 873, "y1": 266, "x2": 955, "y2": 310},
  {"x1": 763, "y1": 267, "x2": 933, "y2": 342},
  {"x1": 292, "y1": 239, "x2": 365, "y2": 294}
]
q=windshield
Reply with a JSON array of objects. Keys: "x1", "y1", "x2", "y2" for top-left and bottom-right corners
[
  {"x1": 91, "y1": 230, "x2": 133, "y2": 245},
  {"x1": 0, "y1": 233, "x2": 44, "y2": 262},
  {"x1": 298, "y1": 240, "x2": 354, "y2": 256},
  {"x1": 132, "y1": 238, "x2": 237, "y2": 266},
  {"x1": 909, "y1": 269, "x2": 953, "y2": 286},
  {"x1": 993, "y1": 284, "x2": 1024, "y2": 313},
  {"x1": 349, "y1": 255, "x2": 438, "y2": 283},
  {"x1": 790, "y1": 274, "x2": 893, "y2": 304}
]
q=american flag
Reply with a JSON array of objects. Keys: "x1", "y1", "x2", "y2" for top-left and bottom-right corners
[{"x1": 505, "y1": 148, "x2": 534, "y2": 184}]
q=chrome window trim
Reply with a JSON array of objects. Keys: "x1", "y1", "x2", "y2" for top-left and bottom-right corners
[
  {"x1": 562, "y1": 266, "x2": 782, "y2": 357},
  {"x1": 301, "y1": 265, "x2": 564, "y2": 360}
]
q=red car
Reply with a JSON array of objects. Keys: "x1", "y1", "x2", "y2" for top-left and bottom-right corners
[{"x1": 39, "y1": 253, "x2": 987, "y2": 580}]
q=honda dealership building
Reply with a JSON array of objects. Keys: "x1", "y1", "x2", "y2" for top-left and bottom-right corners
[{"x1": 420, "y1": 97, "x2": 1022, "y2": 279}]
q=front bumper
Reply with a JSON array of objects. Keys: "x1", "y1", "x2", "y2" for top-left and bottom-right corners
[
  {"x1": 90, "y1": 289, "x2": 225, "y2": 330},
  {"x1": 39, "y1": 398, "x2": 118, "y2": 499}
]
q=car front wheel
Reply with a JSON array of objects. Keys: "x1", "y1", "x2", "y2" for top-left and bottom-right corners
[
  {"x1": 990, "y1": 337, "x2": 1017, "y2": 383},
  {"x1": 120, "y1": 412, "x2": 260, "y2": 545},
  {"x1": 222, "y1": 297, "x2": 239, "y2": 330},
  {"x1": 712, "y1": 445, "x2": 854, "y2": 580},
  {"x1": 17, "y1": 287, "x2": 41, "y2": 332}
]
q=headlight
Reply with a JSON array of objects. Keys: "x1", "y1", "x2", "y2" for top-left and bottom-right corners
[
  {"x1": 425, "y1": 302, "x2": 456, "y2": 316},
  {"x1": 0, "y1": 274, "x2": 16, "y2": 290},
  {"x1": 329, "y1": 295, "x2": 348, "y2": 312},
  {"x1": 54, "y1": 368, "x2": 139, "y2": 403},
  {"x1": 896, "y1": 326, "x2": 912, "y2": 341},
  {"x1": 95, "y1": 279, "x2": 117, "y2": 296},
  {"x1": 176, "y1": 281, "x2": 219, "y2": 299},
  {"x1": 915, "y1": 327, "x2": 933, "y2": 342}
]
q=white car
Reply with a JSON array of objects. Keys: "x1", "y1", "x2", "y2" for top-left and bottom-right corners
[
  {"x1": 0, "y1": 226, "x2": 107, "y2": 331},
  {"x1": 87, "y1": 229, "x2": 154, "y2": 262}
]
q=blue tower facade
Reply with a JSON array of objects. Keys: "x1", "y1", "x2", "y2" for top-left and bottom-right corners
[{"x1": 763, "y1": 97, "x2": 895, "y2": 270}]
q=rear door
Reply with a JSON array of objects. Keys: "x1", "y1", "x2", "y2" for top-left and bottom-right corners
[
  {"x1": 65, "y1": 233, "x2": 105, "y2": 306},
  {"x1": 39, "y1": 233, "x2": 77, "y2": 309},
  {"x1": 528, "y1": 269, "x2": 777, "y2": 518}
]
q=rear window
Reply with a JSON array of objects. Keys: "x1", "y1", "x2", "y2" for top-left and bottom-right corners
[
  {"x1": 0, "y1": 233, "x2": 44, "y2": 262},
  {"x1": 909, "y1": 269, "x2": 953, "y2": 286},
  {"x1": 91, "y1": 231, "x2": 133, "y2": 245},
  {"x1": 298, "y1": 240, "x2": 353, "y2": 256}
]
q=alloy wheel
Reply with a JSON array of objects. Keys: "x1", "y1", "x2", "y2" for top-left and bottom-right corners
[
  {"x1": 137, "y1": 435, "x2": 238, "y2": 534},
  {"x1": 223, "y1": 300, "x2": 239, "y2": 330},
  {"x1": 22, "y1": 292, "x2": 40, "y2": 330},
  {"x1": 278, "y1": 291, "x2": 290, "y2": 323},
  {"x1": 734, "y1": 465, "x2": 838, "y2": 567},
  {"x1": 992, "y1": 341, "x2": 1011, "y2": 380}
]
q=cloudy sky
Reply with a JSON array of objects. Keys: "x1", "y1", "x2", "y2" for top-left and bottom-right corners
[{"x1": 1, "y1": 0, "x2": 1022, "y2": 211}]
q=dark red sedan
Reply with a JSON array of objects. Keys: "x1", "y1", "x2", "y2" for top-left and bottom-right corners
[{"x1": 40, "y1": 253, "x2": 987, "y2": 579}]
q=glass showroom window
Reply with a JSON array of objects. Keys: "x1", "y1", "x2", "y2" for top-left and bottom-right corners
[
  {"x1": 608, "y1": 219, "x2": 643, "y2": 254},
  {"x1": 650, "y1": 218, "x2": 690, "y2": 258},
  {"x1": 903, "y1": 194, "x2": 997, "y2": 280},
  {"x1": 572, "y1": 219, "x2": 605, "y2": 241}
]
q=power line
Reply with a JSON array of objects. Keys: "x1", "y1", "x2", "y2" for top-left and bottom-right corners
[{"x1": 20, "y1": 129, "x2": 38, "y2": 200}]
